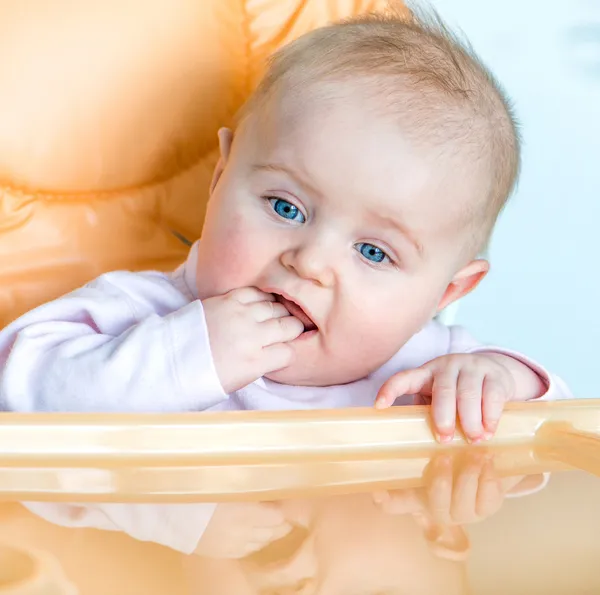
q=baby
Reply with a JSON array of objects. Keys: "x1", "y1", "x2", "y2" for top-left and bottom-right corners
[
  {"x1": 23, "y1": 450, "x2": 547, "y2": 560},
  {"x1": 0, "y1": 9, "x2": 572, "y2": 442}
]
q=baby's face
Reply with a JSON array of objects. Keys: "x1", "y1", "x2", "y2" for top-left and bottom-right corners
[
  {"x1": 197, "y1": 89, "x2": 483, "y2": 386},
  {"x1": 312, "y1": 495, "x2": 468, "y2": 595}
]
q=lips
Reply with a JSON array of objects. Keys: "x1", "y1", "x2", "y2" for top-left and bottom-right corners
[{"x1": 273, "y1": 294, "x2": 317, "y2": 333}]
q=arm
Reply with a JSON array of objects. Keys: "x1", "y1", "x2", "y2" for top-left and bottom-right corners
[
  {"x1": 447, "y1": 325, "x2": 574, "y2": 402},
  {"x1": 23, "y1": 502, "x2": 217, "y2": 555},
  {"x1": 0, "y1": 272, "x2": 226, "y2": 412}
]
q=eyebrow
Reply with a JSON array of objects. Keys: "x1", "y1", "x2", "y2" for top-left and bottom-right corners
[
  {"x1": 371, "y1": 211, "x2": 424, "y2": 257},
  {"x1": 251, "y1": 162, "x2": 322, "y2": 198}
]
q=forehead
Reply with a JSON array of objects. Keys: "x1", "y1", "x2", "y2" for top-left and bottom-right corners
[{"x1": 239, "y1": 87, "x2": 476, "y2": 241}]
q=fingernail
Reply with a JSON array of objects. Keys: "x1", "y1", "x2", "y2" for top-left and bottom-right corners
[
  {"x1": 437, "y1": 433, "x2": 452, "y2": 444},
  {"x1": 484, "y1": 431, "x2": 494, "y2": 441},
  {"x1": 374, "y1": 398, "x2": 387, "y2": 409}
]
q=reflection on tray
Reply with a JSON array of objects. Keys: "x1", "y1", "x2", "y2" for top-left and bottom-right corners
[
  {"x1": 2, "y1": 446, "x2": 599, "y2": 594},
  {"x1": 2, "y1": 449, "x2": 557, "y2": 595}
]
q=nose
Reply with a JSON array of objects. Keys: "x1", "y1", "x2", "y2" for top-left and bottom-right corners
[{"x1": 280, "y1": 239, "x2": 335, "y2": 287}]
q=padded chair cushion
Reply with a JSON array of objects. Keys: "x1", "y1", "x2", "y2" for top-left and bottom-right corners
[{"x1": 0, "y1": 0, "x2": 389, "y2": 327}]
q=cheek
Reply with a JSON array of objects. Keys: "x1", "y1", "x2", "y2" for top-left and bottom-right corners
[
  {"x1": 336, "y1": 283, "x2": 437, "y2": 358},
  {"x1": 205, "y1": 225, "x2": 255, "y2": 286},
  {"x1": 198, "y1": 207, "x2": 276, "y2": 294}
]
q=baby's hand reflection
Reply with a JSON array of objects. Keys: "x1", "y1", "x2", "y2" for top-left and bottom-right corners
[
  {"x1": 194, "y1": 502, "x2": 294, "y2": 559},
  {"x1": 373, "y1": 451, "x2": 521, "y2": 526}
]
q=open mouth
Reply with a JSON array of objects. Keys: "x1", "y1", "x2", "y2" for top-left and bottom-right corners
[{"x1": 273, "y1": 294, "x2": 318, "y2": 333}]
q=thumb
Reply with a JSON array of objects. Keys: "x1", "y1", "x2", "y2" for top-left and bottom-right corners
[{"x1": 375, "y1": 367, "x2": 433, "y2": 409}]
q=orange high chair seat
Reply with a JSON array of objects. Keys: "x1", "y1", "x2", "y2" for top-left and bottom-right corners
[{"x1": 0, "y1": 0, "x2": 389, "y2": 329}]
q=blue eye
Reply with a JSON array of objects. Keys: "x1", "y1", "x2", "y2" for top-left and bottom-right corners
[
  {"x1": 268, "y1": 198, "x2": 306, "y2": 223},
  {"x1": 356, "y1": 242, "x2": 389, "y2": 264}
]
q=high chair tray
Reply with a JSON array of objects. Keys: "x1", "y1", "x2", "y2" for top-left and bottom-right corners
[
  {"x1": 0, "y1": 404, "x2": 599, "y2": 595},
  {"x1": 0, "y1": 400, "x2": 597, "y2": 501}
]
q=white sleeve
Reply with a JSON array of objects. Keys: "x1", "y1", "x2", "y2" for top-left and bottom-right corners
[
  {"x1": 0, "y1": 271, "x2": 227, "y2": 412},
  {"x1": 447, "y1": 325, "x2": 574, "y2": 401},
  {"x1": 22, "y1": 501, "x2": 216, "y2": 555}
]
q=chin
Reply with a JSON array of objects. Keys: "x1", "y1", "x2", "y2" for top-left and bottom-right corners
[
  {"x1": 264, "y1": 367, "x2": 321, "y2": 386},
  {"x1": 264, "y1": 364, "x2": 363, "y2": 387}
]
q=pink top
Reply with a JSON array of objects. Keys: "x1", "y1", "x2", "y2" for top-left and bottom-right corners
[{"x1": 0, "y1": 243, "x2": 573, "y2": 412}]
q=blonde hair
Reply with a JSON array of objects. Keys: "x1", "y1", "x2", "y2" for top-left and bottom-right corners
[{"x1": 239, "y1": 5, "x2": 521, "y2": 255}]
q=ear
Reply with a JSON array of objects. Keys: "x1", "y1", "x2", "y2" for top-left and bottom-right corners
[
  {"x1": 209, "y1": 128, "x2": 234, "y2": 195},
  {"x1": 436, "y1": 259, "x2": 489, "y2": 314}
]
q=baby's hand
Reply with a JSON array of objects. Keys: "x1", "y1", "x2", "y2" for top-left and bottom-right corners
[
  {"x1": 375, "y1": 354, "x2": 519, "y2": 443},
  {"x1": 203, "y1": 288, "x2": 304, "y2": 393},
  {"x1": 194, "y1": 502, "x2": 294, "y2": 559},
  {"x1": 373, "y1": 452, "x2": 507, "y2": 526}
]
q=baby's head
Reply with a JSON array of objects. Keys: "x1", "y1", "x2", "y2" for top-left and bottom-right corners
[
  {"x1": 185, "y1": 494, "x2": 470, "y2": 595},
  {"x1": 196, "y1": 7, "x2": 520, "y2": 386}
]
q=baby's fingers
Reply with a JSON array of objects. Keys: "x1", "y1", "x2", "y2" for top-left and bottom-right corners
[
  {"x1": 375, "y1": 368, "x2": 433, "y2": 409},
  {"x1": 456, "y1": 370, "x2": 486, "y2": 442},
  {"x1": 481, "y1": 376, "x2": 510, "y2": 437},
  {"x1": 372, "y1": 488, "x2": 423, "y2": 515},
  {"x1": 423, "y1": 455, "x2": 454, "y2": 524},
  {"x1": 230, "y1": 287, "x2": 277, "y2": 304},
  {"x1": 262, "y1": 315, "x2": 304, "y2": 346},
  {"x1": 430, "y1": 367, "x2": 460, "y2": 442},
  {"x1": 474, "y1": 457, "x2": 505, "y2": 519},
  {"x1": 261, "y1": 344, "x2": 295, "y2": 375}
]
